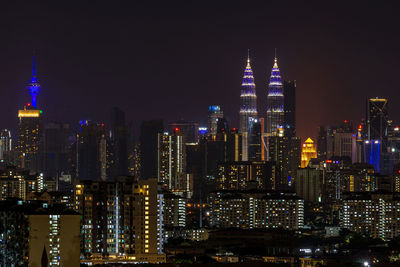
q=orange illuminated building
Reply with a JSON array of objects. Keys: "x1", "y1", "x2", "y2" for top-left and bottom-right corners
[{"x1": 301, "y1": 138, "x2": 317, "y2": 168}]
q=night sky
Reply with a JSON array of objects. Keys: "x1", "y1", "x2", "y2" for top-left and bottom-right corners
[{"x1": 1, "y1": 1, "x2": 400, "y2": 141}]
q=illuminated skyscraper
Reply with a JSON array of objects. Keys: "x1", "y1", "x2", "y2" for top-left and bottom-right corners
[
  {"x1": 208, "y1": 105, "x2": 224, "y2": 138},
  {"x1": 240, "y1": 52, "x2": 257, "y2": 161},
  {"x1": 239, "y1": 52, "x2": 257, "y2": 135},
  {"x1": 17, "y1": 58, "x2": 43, "y2": 172},
  {"x1": 0, "y1": 129, "x2": 12, "y2": 161},
  {"x1": 301, "y1": 138, "x2": 317, "y2": 168},
  {"x1": 365, "y1": 98, "x2": 390, "y2": 173},
  {"x1": 17, "y1": 105, "x2": 42, "y2": 171},
  {"x1": 158, "y1": 131, "x2": 192, "y2": 197},
  {"x1": 367, "y1": 98, "x2": 388, "y2": 141},
  {"x1": 266, "y1": 56, "x2": 284, "y2": 135}
]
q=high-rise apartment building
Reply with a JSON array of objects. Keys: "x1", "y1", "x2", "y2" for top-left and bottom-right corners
[
  {"x1": 163, "y1": 192, "x2": 186, "y2": 228},
  {"x1": 75, "y1": 178, "x2": 165, "y2": 263},
  {"x1": 158, "y1": 131, "x2": 192, "y2": 197},
  {"x1": 266, "y1": 57, "x2": 284, "y2": 135},
  {"x1": 0, "y1": 166, "x2": 44, "y2": 201},
  {"x1": 216, "y1": 161, "x2": 276, "y2": 190},
  {"x1": 0, "y1": 200, "x2": 80, "y2": 266},
  {"x1": 342, "y1": 192, "x2": 400, "y2": 240},
  {"x1": 208, "y1": 190, "x2": 304, "y2": 230}
]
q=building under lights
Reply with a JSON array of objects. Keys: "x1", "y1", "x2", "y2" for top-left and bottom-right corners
[
  {"x1": 266, "y1": 56, "x2": 284, "y2": 135},
  {"x1": 208, "y1": 190, "x2": 304, "y2": 230},
  {"x1": 75, "y1": 178, "x2": 165, "y2": 263},
  {"x1": 158, "y1": 131, "x2": 193, "y2": 197},
  {"x1": 0, "y1": 165, "x2": 44, "y2": 201},
  {"x1": 16, "y1": 57, "x2": 43, "y2": 172},
  {"x1": 342, "y1": 192, "x2": 400, "y2": 240},
  {"x1": 216, "y1": 161, "x2": 276, "y2": 190},
  {"x1": 16, "y1": 105, "x2": 42, "y2": 172},
  {"x1": 0, "y1": 199, "x2": 80, "y2": 266},
  {"x1": 301, "y1": 138, "x2": 317, "y2": 168},
  {"x1": 208, "y1": 105, "x2": 224, "y2": 138},
  {"x1": 239, "y1": 53, "x2": 258, "y2": 161},
  {"x1": 0, "y1": 129, "x2": 12, "y2": 161},
  {"x1": 163, "y1": 192, "x2": 186, "y2": 228}
]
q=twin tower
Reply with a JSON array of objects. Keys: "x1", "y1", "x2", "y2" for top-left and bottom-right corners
[{"x1": 239, "y1": 52, "x2": 284, "y2": 137}]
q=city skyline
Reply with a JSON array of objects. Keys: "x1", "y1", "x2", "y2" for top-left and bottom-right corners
[{"x1": 1, "y1": 1, "x2": 400, "y2": 141}]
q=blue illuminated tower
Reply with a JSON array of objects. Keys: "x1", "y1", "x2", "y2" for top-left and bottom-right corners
[
  {"x1": 27, "y1": 56, "x2": 40, "y2": 108},
  {"x1": 266, "y1": 56, "x2": 284, "y2": 134},
  {"x1": 239, "y1": 51, "x2": 258, "y2": 135}
]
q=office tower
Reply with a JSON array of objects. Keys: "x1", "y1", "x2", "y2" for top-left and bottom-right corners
[
  {"x1": 266, "y1": 56, "x2": 284, "y2": 135},
  {"x1": 301, "y1": 138, "x2": 317, "y2": 168},
  {"x1": 208, "y1": 105, "x2": 223, "y2": 138},
  {"x1": 283, "y1": 80, "x2": 296, "y2": 137},
  {"x1": 0, "y1": 166, "x2": 44, "y2": 200},
  {"x1": 365, "y1": 98, "x2": 389, "y2": 173},
  {"x1": 367, "y1": 98, "x2": 388, "y2": 141},
  {"x1": 208, "y1": 191, "x2": 304, "y2": 230},
  {"x1": 43, "y1": 122, "x2": 69, "y2": 178},
  {"x1": 334, "y1": 132, "x2": 357, "y2": 162},
  {"x1": 140, "y1": 120, "x2": 163, "y2": 180},
  {"x1": 168, "y1": 120, "x2": 199, "y2": 144},
  {"x1": 248, "y1": 117, "x2": 264, "y2": 161},
  {"x1": 240, "y1": 53, "x2": 257, "y2": 161},
  {"x1": 0, "y1": 129, "x2": 11, "y2": 161},
  {"x1": 17, "y1": 105, "x2": 42, "y2": 172},
  {"x1": 268, "y1": 128, "x2": 300, "y2": 189},
  {"x1": 75, "y1": 178, "x2": 165, "y2": 263},
  {"x1": 342, "y1": 192, "x2": 400, "y2": 240},
  {"x1": 216, "y1": 161, "x2": 276, "y2": 190},
  {"x1": 0, "y1": 199, "x2": 80, "y2": 266},
  {"x1": 109, "y1": 107, "x2": 129, "y2": 178},
  {"x1": 226, "y1": 128, "x2": 243, "y2": 162},
  {"x1": 296, "y1": 168, "x2": 322, "y2": 202},
  {"x1": 158, "y1": 131, "x2": 192, "y2": 196},
  {"x1": 163, "y1": 192, "x2": 187, "y2": 228},
  {"x1": 75, "y1": 120, "x2": 106, "y2": 181},
  {"x1": 239, "y1": 53, "x2": 257, "y2": 136}
]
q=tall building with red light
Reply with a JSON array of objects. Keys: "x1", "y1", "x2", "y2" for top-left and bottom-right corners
[{"x1": 17, "y1": 58, "x2": 43, "y2": 172}]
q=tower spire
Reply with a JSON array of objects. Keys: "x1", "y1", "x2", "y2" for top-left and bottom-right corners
[{"x1": 27, "y1": 55, "x2": 40, "y2": 108}]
